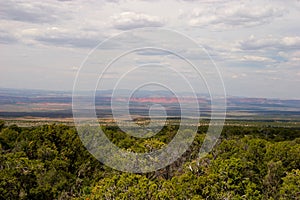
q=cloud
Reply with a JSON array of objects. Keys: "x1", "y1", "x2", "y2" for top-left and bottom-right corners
[
  {"x1": 0, "y1": 0, "x2": 299, "y2": 98},
  {"x1": 281, "y1": 36, "x2": 300, "y2": 47},
  {"x1": 136, "y1": 49, "x2": 171, "y2": 56},
  {"x1": 239, "y1": 35, "x2": 300, "y2": 50},
  {"x1": 241, "y1": 55, "x2": 275, "y2": 62},
  {"x1": 15, "y1": 26, "x2": 104, "y2": 48},
  {"x1": 35, "y1": 35, "x2": 101, "y2": 48},
  {"x1": 0, "y1": 1, "x2": 61, "y2": 23},
  {"x1": 0, "y1": 30, "x2": 18, "y2": 44},
  {"x1": 186, "y1": 2, "x2": 284, "y2": 29},
  {"x1": 277, "y1": 50, "x2": 300, "y2": 67},
  {"x1": 231, "y1": 73, "x2": 246, "y2": 79},
  {"x1": 111, "y1": 12, "x2": 164, "y2": 30}
]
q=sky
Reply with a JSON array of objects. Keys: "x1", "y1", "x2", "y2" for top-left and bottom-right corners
[{"x1": 0, "y1": 0, "x2": 299, "y2": 99}]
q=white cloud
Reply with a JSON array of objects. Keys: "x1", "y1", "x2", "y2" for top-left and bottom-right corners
[
  {"x1": 277, "y1": 50, "x2": 300, "y2": 68},
  {"x1": 239, "y1": 35, "x2": 300, "y2": 50},
  {"x1": 186, "y1": 2, "x2": 284, "y2": 29},
  {"x1": 231, "y1": 73, "x2": 246, "y2": 79},
  {"x1": 241, "y1": 55, "x2": 275, "y2": 62},
  {"x1": 33, "y1": 27, "x2": 104, "y2": 48},
  {"x1": 0, "y1": 0, "x2": 117, "y2": 47},
  {"x1": 111, "y1": 12, "x2": 164, "y2": 30},
  {"x1": 281, "y1": 36, "x2": 300, "y2": 46}
]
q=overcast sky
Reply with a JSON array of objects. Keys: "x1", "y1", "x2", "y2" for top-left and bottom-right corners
[{"x1": 0, "y1": 0, "x2": 299, "y2": 98}]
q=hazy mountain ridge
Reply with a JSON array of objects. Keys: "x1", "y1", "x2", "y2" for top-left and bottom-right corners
[{"x1": 0, "y1": 88, "x2": 299, "y2": 120}]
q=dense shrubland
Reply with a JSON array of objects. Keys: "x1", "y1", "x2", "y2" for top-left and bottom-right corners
[{"x1": 0, "y1": 120, "x2": 300, "y2": 199}]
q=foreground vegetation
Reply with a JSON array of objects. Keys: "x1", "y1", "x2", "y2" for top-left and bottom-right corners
[{"x1": 1, "y1": 120, "x2": 300, "y2": 199}]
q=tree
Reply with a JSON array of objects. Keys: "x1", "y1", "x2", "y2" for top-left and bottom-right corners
[
  {"x1": 280, "y1": 169, "x2": 300, "y2": 200},
  {"x1": 0, "y1": 120, "x2": 5, "y2": 131}
]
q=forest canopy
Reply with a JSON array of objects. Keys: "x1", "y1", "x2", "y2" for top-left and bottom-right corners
[{"x1": 0, "y1": 120, "x2": 300, "y2": 199}]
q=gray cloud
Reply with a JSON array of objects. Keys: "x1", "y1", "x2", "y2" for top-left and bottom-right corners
[
  {"x1": 0, "y1": 1, "x2": 60, "y2": 23},
  {"x1": 0, "y1": 30, "x2": 18, "y2": 44}
]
